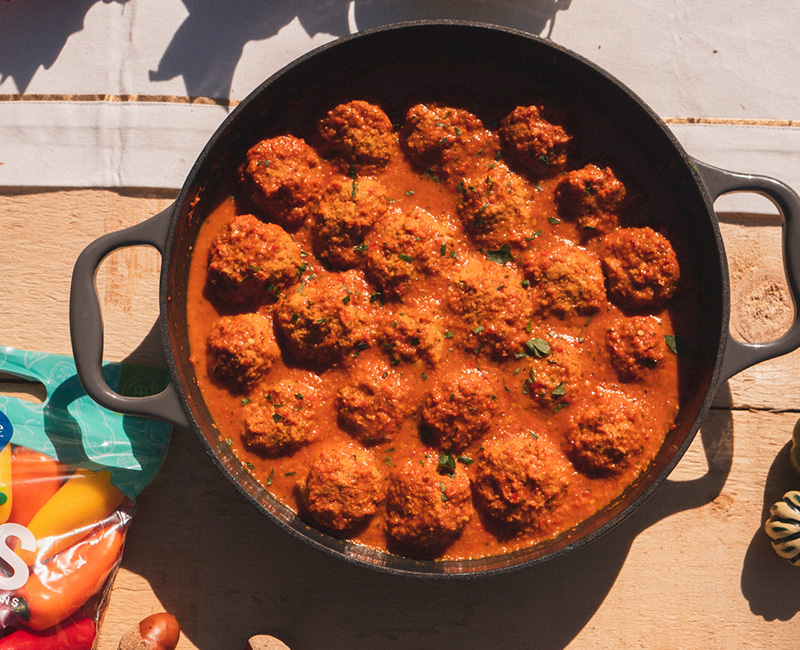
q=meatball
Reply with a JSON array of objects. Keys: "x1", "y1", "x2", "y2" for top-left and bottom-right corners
[
  {"x1": 380, "y1": 308, "x2": 446, "y2": 366},
  {"x1": 472, "y1": 433, "x2": 571, "y2": 529},
  {"x1": 523, "y1": 334, "x2": 586, "y2": 411},
  {"x1": 385, "y1": 455, "x2": 473, "y2": 557},
  {"x1": 337, "y1": 364, "x2": 409, "y2": 445},
  {"x1": 316, "y1": 100, "x2": 395, "y2": 169},
  {"x1": 518, "y1": 238, "x2": 606, "y2": 319},
  {"x1": 240, "y1": 135, "x2": 324, "y2": 229},
  {"x1": 457, "y1": 166, "x2": 538, "y2": 249},
  {"x1": 555, "y1": 164, "x2": 627, "y2": 235},
  {"x1": 420, "y1": 369, "x2": 498, "y2": 452},
  {"x1": 206, "y1": 313, "x2": 279, "y2": 391},
  {"x1": 498, "y1": 105, "x2": 572, "y2": 178},
  {"x1": 365, "y1": 207, "x2": 454, "y2": 297},
  {"x1": 207, "y1": 214, "x2": 302, "y2": 308},
  {"x1": 399, "y1": 104, "x2": 496, "y2": 183},
  {"x1": 312, "y1": 177, "x2": 389, "y2": 269},
  {"x1": 565, "y1": 389, "x2": 647, "y2": 475},
  {"x1": 601, "y1": 227, "x2": 680, "y2": 311},
  {"x1": 274, "y1": 270, "x2": 373, "y2": 365},
  {"x1": 302, "y1": 444, "x2": 384, "y2": 531},
  {"x1": 242, "y1": 379, "x2": 317, "y2": 455},
  {"x1": 607, "y1": 316, "x2": 668, "y2": 381},
  {"x1": 448, "y1": 256, "x2": 534, "y2": 359}
]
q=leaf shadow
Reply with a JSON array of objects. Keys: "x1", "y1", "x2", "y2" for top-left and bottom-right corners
[{"x1": 0, "y1": 0, "x2": 129, "y2": 93}]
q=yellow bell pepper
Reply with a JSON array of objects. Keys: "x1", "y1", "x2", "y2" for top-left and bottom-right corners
[
  {"x1": 0, "y1": 444, "x2": 13, "y2": 524},
  {"x1": 19, "y1": 468, "x2": 125, "y2": 566}
]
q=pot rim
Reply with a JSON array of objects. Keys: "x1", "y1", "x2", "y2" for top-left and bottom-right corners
[{"x1": 157, "y1": 20, "x2": 729, "y2": 578}]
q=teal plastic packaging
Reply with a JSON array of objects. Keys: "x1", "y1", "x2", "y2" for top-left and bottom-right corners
[{"x1": 0, "y1": 346, "x2": 173, "y2": 644}]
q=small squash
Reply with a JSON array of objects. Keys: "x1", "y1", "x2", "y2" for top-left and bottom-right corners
[
  {"x1": 791, "y1": 419, "x2": 800, "y2": 477},
  {"x1": 764, "y1": 491, "x2": 800, "y2": 566}
]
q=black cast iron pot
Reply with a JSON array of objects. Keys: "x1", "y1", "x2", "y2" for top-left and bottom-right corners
[{"x1": 69, "y1": 21, "x2": 800, "y2": 577}]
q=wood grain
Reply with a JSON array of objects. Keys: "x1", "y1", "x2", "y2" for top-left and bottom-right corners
[{"x1": 2, "y1": 189, "x2": 799, "y2": 650}]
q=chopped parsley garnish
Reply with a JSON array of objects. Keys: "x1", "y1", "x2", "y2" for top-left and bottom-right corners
[
  {"x1": 439, "y1": 482, "x2": 448, "y2": 502},
  {"x1": 444, "y1": 330, "x2": 454, "y2": 339},
  {"x1": 297, "y1": 262, "x2": 308, "y2": 276},
  {"x1": 485, "y1": 243, "x2": 513, "y2": 265},
  {"x1": 353, "y1": 243, "x2": 369, "y2": 251},
  {"x1": 351, "y1": 179, "x2": 358, "y2": 198},
  {"x1": 551, "y1": 381, "x2": 566, "y2": 397},
  {"x1": 405, "y1": 190, "x2": 415, "y2": 196},
  {"x1": 438, "y1": 451, "x2": 456, "y2": 474},
  {"x1": 664, "y1": 334, "x2": 689, "y2": 356},
  {"x1": 245, "y1": 461, "x2": 255, "y2": 470},
  {"x1": 552, "y1": 403, "x2": 569, "y2": 413},
  {"x1": 457, "y1": 455, "x2": 474, "y2": 465},
  {"x1": 369, "y1": 291, "x2": 383, "y2": 304},
  {"x1": 290, "y1": 313, "x2": 299, "y2": 324},
  {"x1": 548, "y1": 216, "x2": 562, "y2": 225},
  {"x1": 267, "y1": 469, "x2": 274, "y2": 486},
  {"x1": 241, "y1": 397, "x2": 252, "y2": 406},
  {"x1": 397, "y1": 253, "x2": 414, "y2": 263},
  {"x1": 440, "y1": 242, "x2": 447, "y2": 256},
  {"x1": 272, "y1": 413, "x2": 284, "y2": 423},
  {"x1": 525, "y1": 338, "x2": 551, "y2": 358},
  {"x1": 472, "y1": 325, "x2": 485, "y2": 334}
]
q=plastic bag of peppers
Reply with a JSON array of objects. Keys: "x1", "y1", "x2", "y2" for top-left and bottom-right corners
[{"x1": 0, "y1": 347, "x2": 172, "y2": 649}]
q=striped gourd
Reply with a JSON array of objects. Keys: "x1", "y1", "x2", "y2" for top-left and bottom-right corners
[{"x1": 764, "y1": 491, "x2": 800, "y2": 566}]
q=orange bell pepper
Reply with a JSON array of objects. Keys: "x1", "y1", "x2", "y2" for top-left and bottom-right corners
[
  {"x1": 8, "y1": 447, "x2": 64, "y2": 527},
  {"x1": 13, "y1": 523, "x2": 124, "y2": 630},
  {"x1": 0, "y1": 445, "x2": 12, "y2": 525},
  {"x1": 19, "y1": 468, "x2": 125, "y2": 566}
]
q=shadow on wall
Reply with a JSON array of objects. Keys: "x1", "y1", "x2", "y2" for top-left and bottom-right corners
[
  {"x1": 0, "y1": 0, "x2": 129, "y2": 92},
  {"x1": 151, "y1": 0, "x2": 574, "y2": 99},
  {"x1": 1, "y1": 0, "x2": 572, "y2": 99}
]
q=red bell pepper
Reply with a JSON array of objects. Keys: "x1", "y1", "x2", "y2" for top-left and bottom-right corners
[{"x1": 0, "y1": 616, "x2": 96, "y2": 650}]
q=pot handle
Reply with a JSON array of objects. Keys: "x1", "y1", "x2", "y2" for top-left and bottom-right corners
[
  {"x1": 69, "y1": 203, "x2": 191, "y2": 429},
  {"x1": 693, "y1": 158, "x2": 800, "y2": 382}
]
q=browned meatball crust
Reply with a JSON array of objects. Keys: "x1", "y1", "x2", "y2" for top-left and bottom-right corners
[
  {"x1": 457, "y1": 166, "x2": 538, "y2": 249},
  {"x1": 337, "y1": 364, "x2": 409, "y2": 445},
  {"x1": 274, "y1": 270, "x2": 374, "y2": 365},
  {"x1": 607, "y1": 316, "x2": 668, "y2": 381},
  {"x1": 499, "y1": 105, "x2": 572, "y2": 178},
  {"x1": 316, "y1": 100, "x2": 395, "y2": 169},
  {"x1": 206, "y1": 313, "x2": 280, "y2": 391},
  {"x1": 240, "y1": 135, "x2": 324, "y2": 229},
  {"x1": 420, "y1": 369, "x2": 498, "y2": 452},
  {"x1": 472, "y1": 433, "x2": 571, "y2": 529},
  {"x1": 566, "y1": 389, "x2": 647, "y2": 475},
  {"x1": 518, "y1": 238, "x2": 606, "y2": 319},
  {"x1": 400, "y1": 104, "x2": 497, "y2": 183},
  {"x1": 523, "y1": 334, "x2": 587, "y2": 411},
  {"x1": 302, "y1": 444, "x2": 385, "y2": 531},
  {"x1": 448, "y1": 256, "x2": 534, "y2": 359},
  {"x1": 385, "y1": 455, "x2": 473, "y2": 557},
  {"x1": 555, "y1": 164, "x2": 627, "y2": 235},
  {"x1": 601, "y1": 227, "x2": 680, "y2": 311},
  {"x1": 207, "y1": 213, "x2": 302, "y2": 307},
  {"x1": 312, "y1": 177, "x2": 389, "y2": 269},
  {"x1": 242, "y1": 379, "x2": 317, "y2": 455},
  {"x1": 365, "y1": 207, "x2": 454, "y2": 297},
  {"x1": 379, "y1": 308, "x2": 446, "y2": 366}
]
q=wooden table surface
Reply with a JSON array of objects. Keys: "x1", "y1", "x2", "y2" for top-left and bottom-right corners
[{"x1": 1, "y1": 185, "x2": 799, "y2": 649}]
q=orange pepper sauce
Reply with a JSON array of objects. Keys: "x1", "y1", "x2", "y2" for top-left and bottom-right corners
[{"x1": 184, "y1": 127, "x2": 684, "y2": 561}]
